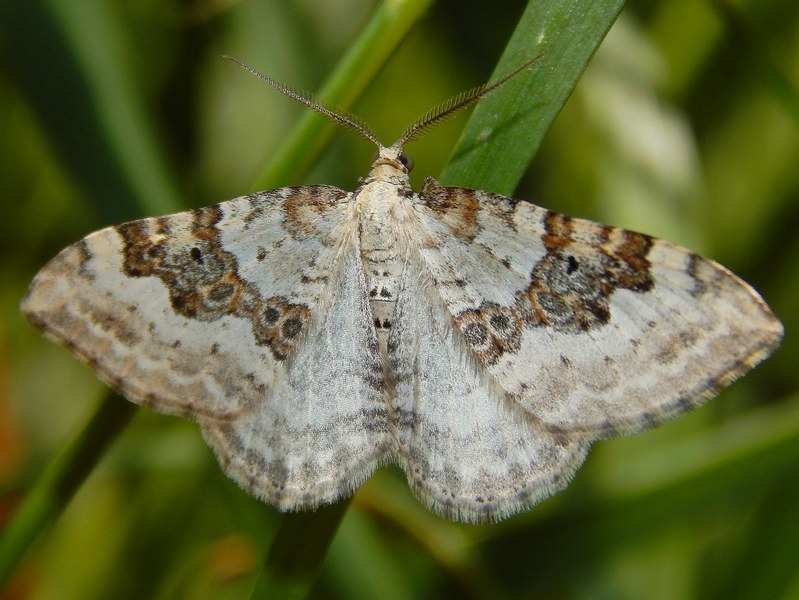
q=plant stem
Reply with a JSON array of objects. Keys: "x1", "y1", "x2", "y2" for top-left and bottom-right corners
[
  {"x1": 0, "y1": 393, "x2": 137, "y2": 587},
  {"x1": 441, "y1": 0, "x2": 625, "y2": 195},
  {"x1": 251, "y1": 0, "x2": 435, "y2": 190},
  {"x1": 249, "y1": 499, "x2": 352, "y2": 600}
]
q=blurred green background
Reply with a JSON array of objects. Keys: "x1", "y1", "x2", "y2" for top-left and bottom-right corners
[{"x1": 1, "y1": 0, "x2": 798, "y2": 598}]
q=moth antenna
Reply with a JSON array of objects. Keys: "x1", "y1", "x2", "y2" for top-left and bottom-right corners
[
  {"x1": 393, "y1": 54, "x2": 544, "y2": 149},
  {"x1": 224, "y1": 55, "x2": 382, "y2": 148}
]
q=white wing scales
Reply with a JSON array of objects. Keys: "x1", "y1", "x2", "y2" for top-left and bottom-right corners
[
  {"x1": 22, "y1": 154, "x2": 783, "y2": 523},
  {"x1": 414, "y1": 180, "x2": 783, "y2": 437},
  {"x1": 388, "y1": 255, "x2": 589, "y2": 521},
  {"x1": 22, "y1": 223, "x2": 268, "y2": 420},
  {"x1": 22, "y1": 186, "x2": 390, "y2": 508},
  {"x1": 203, "y1": 234, "x2": 390, "y2": 509}
]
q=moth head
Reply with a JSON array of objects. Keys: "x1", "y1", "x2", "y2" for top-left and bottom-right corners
[
  {"x1": 370, "y1": 147, "x2": 414, "y2": 173},
  {"x1": 363, "y1": 146, "x2": 414, "y2": 182}
]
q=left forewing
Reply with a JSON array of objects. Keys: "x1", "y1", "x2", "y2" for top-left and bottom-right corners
[
  {"x1": 23, "y1": 185, "x2": 391, "y2": 509},
  {"x1": 21, "y1": 185, "x2": 355, "y2": 420}
]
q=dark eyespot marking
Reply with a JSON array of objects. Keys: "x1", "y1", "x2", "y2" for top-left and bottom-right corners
[
  {"x1": 566, "y1": 255, "x2": 578, "y2": 274},
  {"x1": 262, "y1": 306, "x2": 280, "y2": 324},
  {"x1": 282, "y1": 316, "x2": 303, "y2": 339}
]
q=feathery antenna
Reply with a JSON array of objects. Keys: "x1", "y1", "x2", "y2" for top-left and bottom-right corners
[
  {"x1": 225, "y1": 54, "x2": 542, "y2": 152},
  {"x1": 392, "y1": 54, "x2": 543, "y2": 148},
  {"x1": 223, "y1": 55, "x2": 382, "y2": 147}
]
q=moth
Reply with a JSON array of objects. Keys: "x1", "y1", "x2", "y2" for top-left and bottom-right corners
[{"x1": 22, "y1": 56, "x2": 782, "y2": 522}]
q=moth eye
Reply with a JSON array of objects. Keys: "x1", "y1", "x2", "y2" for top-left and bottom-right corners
[{"x1": 398, "y1": 151, "x2": 414, "y2": 172}]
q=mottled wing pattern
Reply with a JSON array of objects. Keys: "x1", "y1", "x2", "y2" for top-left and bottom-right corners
[
  {"x1": 22, "y1": 185, "x2": 390, "y2": 506},
  {"x1": 387, "y1": 254, "x2": 590, "y2": 522},
  {"x1": 204, "y1": 233, "x2": 392, "y2": 508},
  {"x1": 413, "y1": 177, "x2": 783, "y2": 437}
]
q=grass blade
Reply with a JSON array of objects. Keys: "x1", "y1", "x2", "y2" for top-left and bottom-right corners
[
  {"x1": 252, "y1": 0, "x2": 435, "y2": 190},
  {"x1": 441, "y1": 0, "x2": 625, "y2": 194},
  {"x1": 0, "y1": 394, "x2": 136, "y2": 588}
]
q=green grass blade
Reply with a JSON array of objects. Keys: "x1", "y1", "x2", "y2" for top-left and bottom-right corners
[
  {"x1": 440, "y1": 0, "x2": 625, "y2": 194},
  {"x1": 473, "y1": 397, "x2": 799, "y2": 597},
  {"x1": 252, "y1": 0, "x2": 435, "y2": 190},
  {"x1": 0, "y1": 393, "x2": 136, "y2": 588},
  {"x1": 249, "y1": 500, "x2": 351, "y2": 600},
  {"x1": 0, "y1": 0, "x2": 182, "y2": 222}
]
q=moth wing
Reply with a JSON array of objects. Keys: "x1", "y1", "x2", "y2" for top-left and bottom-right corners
[
  {"x1": 387, "y1": 254, "x2": 589, "y2": 523},
  {"x1": 23, "y1": 185, "x2": 390, "y2": 507},
  {"x1": 412, "y1": 179, "x2": 782, "y2": 437}
]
